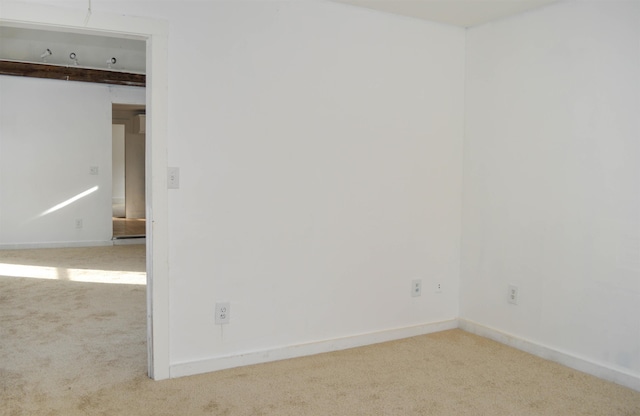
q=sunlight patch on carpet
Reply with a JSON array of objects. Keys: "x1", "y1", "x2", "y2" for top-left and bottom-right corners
[{"x1": 0, "y1": 263, "x2": 145, "y2": 285}]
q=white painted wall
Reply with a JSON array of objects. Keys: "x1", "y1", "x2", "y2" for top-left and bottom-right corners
[
  {"x1": 0, "y1": 75, "x2": 114, "y2": 246},
  {"x1": 0, "y1": 76, "x2": 145, "y2": 247},
  {"x1": 163, "y1": 0, "x2": 464, "y2": 370},
  {"x1": 32, "y1": 0, "x2": 462, "y2": 371},
  {"x1": 462, "y1": 0, "x2": 640, "y2": 380}
]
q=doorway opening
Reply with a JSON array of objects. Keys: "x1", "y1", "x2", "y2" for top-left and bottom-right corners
[
  {"x1": 1, "y1": 5, "x2": 170, "y2": 379},
  {"x1": 112, "y1": 104, "x2": 147, "y2": 240}
]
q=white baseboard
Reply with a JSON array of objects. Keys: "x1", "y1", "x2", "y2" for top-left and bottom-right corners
[
  {"x1": 459, "y1": 319, "x2": 640, "y2": 392},
  {"x1": 170, "y1": 319, "x2": 458, "y2": 379},
  {"x1": 0, "y1": 240, "x2": 115, "y2": 250},
  {"x1": 113, "y1": 237, "x2": 146, "y2": 245}
]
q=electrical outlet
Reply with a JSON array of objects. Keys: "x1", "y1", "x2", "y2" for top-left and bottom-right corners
[
  {"x1": 411, "y1": 279, "x2": 422, "y2": 297},
  {"x1": 436, "y1": 282, "x2": 442, "y2": 293},
  {"x1": 215, "y1": 302, "x2": 230, "y2": 324},
  {"x1": 75, "y1": 219, "x2": 83, "y2": 229},
  {"x1": 508, "y1": 285, "x2": 519, "y2": 305}
]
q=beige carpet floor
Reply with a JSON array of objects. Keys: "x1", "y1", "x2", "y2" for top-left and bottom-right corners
[{"x1": 1, "y1": 245, "x2": 640, "y2": 415}]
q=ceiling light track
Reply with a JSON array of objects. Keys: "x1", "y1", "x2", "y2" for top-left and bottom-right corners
[{"x1": 0, "y1": 59, "x2": 145, "y2": 87}]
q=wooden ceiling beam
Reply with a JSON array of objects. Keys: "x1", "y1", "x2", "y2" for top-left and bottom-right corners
[{"x1": 0, "y1": 60, "x2": 145, "y2": 87}]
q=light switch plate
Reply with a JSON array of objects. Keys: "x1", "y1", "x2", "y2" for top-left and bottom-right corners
[{"x1": 168, "y1": 167, "x2": 179, "y2": 189}]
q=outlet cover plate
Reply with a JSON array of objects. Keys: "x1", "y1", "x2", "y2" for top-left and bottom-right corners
[
  {"x1": 215, "y1": 302, "x2": 230, "y2": 324},
  {"x1": 508, "y1": 285, "x2": 519, "y2": 305},
  {"x1": 411, "y1": 279, "x2": 422, "y2": 297}
]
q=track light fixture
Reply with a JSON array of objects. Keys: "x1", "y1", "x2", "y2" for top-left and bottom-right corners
[
  {"x1": 40, "y1": 49, "x2": 52, "y2": 62},
  {"x1": 107, "y1": 57, "x2": 117, "y2": 69},
  {"x1": 69, "y1": 52, "x2": 79, "y2": 66}
]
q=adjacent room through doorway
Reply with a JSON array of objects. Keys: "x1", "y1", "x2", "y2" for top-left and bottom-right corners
[
  {"x1": 0, "y1": 21, "x2": 155, "y2": 379},
  {"x1": 112, "y1": 104, "x2": 147, "y2": 240}
]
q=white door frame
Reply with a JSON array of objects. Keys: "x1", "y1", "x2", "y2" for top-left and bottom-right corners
[{"x1": 1, "y1": 2, "x2": 170, "y2": 380}]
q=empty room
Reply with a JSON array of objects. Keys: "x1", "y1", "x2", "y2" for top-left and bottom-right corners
[{"x1": 1, "y1": 0, "x2": 639, "y2": 414}]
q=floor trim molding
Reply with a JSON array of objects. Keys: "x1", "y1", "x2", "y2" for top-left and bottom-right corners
[
  {"x1": 170, "y1": 319, "x2": 458, "y2": 378},
  {"x1": 0, "y1": 238, "x2": 145, "y2": 250},
  {"x1": 458, "y1": 319, "x2": 640, "y2": 392},
  {"x1": 0, "y1": 240, "x2": 115, "y2": 250}
]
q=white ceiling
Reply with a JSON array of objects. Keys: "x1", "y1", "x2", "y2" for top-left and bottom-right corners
[
  {"x1": 330, "y1": 0, "x2": 560, "y2": 27},
  {"x1": 0, "y1": 26, "x2": 146, "y2": 73},
  {"x1": 0, "y1": 0, "x2": 559, "y2": 72}
]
